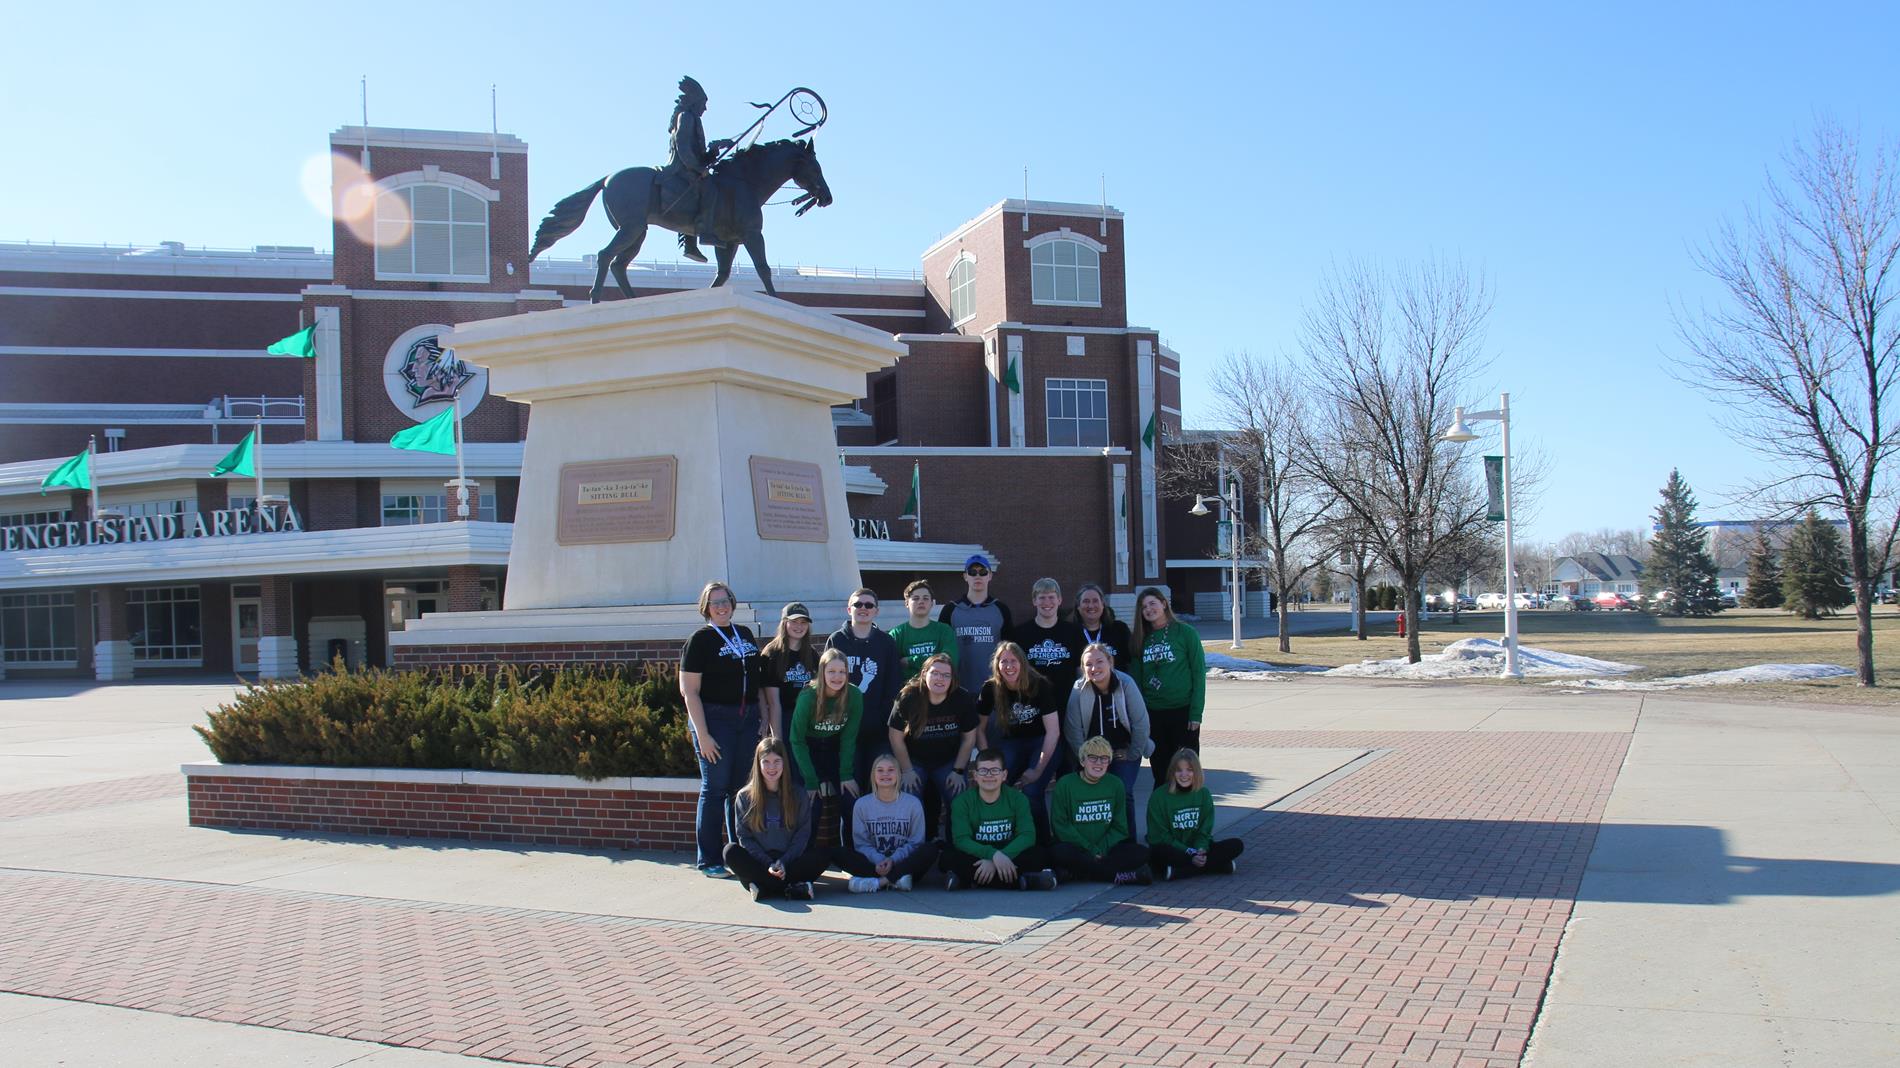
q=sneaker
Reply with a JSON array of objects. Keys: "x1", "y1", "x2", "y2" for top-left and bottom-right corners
[
  {"x1": 1111, "y1": 870, "x2": 1138, "y2": 886},
  {"x1": 1157, "y1": 864, "x2": 1174, "y2": 882},
  {"x1": 893, "y1": 874, "x2": 914, "y2": 893},
  {"x1": 785, "y1": 881, "x2": 816, "y2": 901},
  {"x1": 848, "y1": 876, "x2": 881, "y2": 894},
  {"x1": 1022, "y1": 870, "x2": 1058, "y2": 891},
  {"x1": 701, "y1": 864, "x2": 730, "y2": 879},
  {"x1": 1135, "y1": 866, "x2": 1155, "y2": 886},
  {"x1": 943, "y1": 871, "x2": 963, "y2": 891},
  {"x1": 748, "y1": 881, "x2": 765, "y2": 903}
]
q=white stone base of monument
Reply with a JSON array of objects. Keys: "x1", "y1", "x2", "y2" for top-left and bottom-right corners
[
  {"x1": 257, "y1": 636, "x2": 301, "y2": 680},
  {"x1": 446, "y1": 286, "x2": 903, "y2": 613},
  {"x1": 388, "y1": 602, "x2": 853, "y2": 673},
  {"x1": 94, "y1": 639, "x2": 135, "y2": 681}
]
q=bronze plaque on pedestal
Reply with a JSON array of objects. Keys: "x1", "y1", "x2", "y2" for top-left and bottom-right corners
[
  {"x1": 749, "y1": 456, "x2": 829, "y2": 543},
  {"x1": 556, "y1": 457, "x2": 678, "y2": 545}
]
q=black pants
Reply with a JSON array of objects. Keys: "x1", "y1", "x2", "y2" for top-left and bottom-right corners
[
  {"x1": 835, "y1": 841, "x2": 941, "y2": 880},
  {"x1": 1050, "y1": 839, "x2": 1151, "y2": 882},
  {"x1": 1149, "y1": 839, "x2": 1243, "y2": 876},
  {"x1": 939, "y1": 844, "x2": 1051, "y2": 885},
  {"x1": 1148, "y1": 705, "x2": 1197, "y2": 785},
  {"x1": 722, "y1": 842, "x2": 827, "y2": 897}
]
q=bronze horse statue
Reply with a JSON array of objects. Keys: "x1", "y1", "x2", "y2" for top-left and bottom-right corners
[{"x1": 527, "y1": 138, "x2": 832, "y2": 303}]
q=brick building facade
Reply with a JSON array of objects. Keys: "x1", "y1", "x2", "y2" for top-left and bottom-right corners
[{"x1": 0, "y1": 124, "x2": 1182, "y2": 679}]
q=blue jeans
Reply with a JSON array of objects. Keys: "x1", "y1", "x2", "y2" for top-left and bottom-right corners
[
  {"x1": 908, "y1": 758, "x2": 962, "y2": 840},
  {"x1": 999, "y1": 734, "x2": 1056, "y2": 841},
  {"x1": 692, "y1": 702, "x2": 760, "y2": 868}
]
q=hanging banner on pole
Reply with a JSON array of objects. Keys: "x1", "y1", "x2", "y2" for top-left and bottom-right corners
[{"x1": 1483, "y1": 455, "x2": 1505, "y2": 522}]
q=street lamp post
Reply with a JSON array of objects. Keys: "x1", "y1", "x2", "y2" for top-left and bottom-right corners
[
  {"x1": 1189, "y1": 476, "x2": 1244, "y2": 650},
  {"x1": 1441, "y1": 392, "x2": 1521, "y2": 678}
]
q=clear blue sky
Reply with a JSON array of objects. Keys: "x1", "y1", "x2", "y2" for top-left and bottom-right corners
[{"x1": 4, "y1": 2, "x2": 1895, "y2": 543}]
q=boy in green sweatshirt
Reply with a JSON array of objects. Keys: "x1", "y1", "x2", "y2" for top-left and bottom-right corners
[
  {"x1": 888, "y1": 580, "x2": 959, "y2": 685},
  {"x1": 942, "y1": 749, "x2": 1056, "y2": 889},
  {"x1": 1049, "y1": 735, "x2": 1152, "y2": 884}
]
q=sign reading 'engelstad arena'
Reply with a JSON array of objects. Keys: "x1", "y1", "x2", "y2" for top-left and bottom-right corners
[{"x1": 1, "y1": 506, "x2": 305, "y2": 553}]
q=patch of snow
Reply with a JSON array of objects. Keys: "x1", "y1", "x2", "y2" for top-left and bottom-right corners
[
  {"x1": 1324, "y1": 637, "x2": 1641, "y2": 679},
  {"x1": 1545, "y1": 663, "x2": 1854, "y2": 691},
  {"x1": 1203, "y1": 651, "x2": 1327, "y2": 680}
]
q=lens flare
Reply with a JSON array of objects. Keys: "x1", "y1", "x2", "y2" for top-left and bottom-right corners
[{"x1": 310, "y1": 152, "x2": 408, "y2": 246}]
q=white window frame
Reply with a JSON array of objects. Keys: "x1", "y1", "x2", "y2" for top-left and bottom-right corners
[
  {"x1": 1045, "y1": 377, "x2": 1110, "y2": 448},
  {"x1": 127, "y1": 585, "x2": 203, "y2": 665},
  {"x1": 947, "y1": 253, "x2": 977, "y2": 326},
  {"x1": 1, "y1": 507, "x2": 72, "y2": 530},
  {"x1": 1025, "y1": 230, "x2": 1105, "y2": 308},
  {"x1": 380, "y1": 480, "x2": 495, "y2": 525},
  {"x1": 1, "y1": 590, "x2": 78, "y2": 665},
  {"x1": 373, "y1": 176, "x2": 493, "y2": 283}
]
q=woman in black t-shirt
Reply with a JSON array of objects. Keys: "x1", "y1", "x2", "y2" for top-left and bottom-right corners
[
  {"x1": 887, "y1": 653, "x2": 979, "y2": 839},
  {"x1": 679, "y1": 580, "x2": 768, "y2": 877},
  {"x1": 977, "y1": 641, "x2": 1063, "y2": 842},
  {"x1": 760, "y1": 602, "x2": 821, "y2": 742}
]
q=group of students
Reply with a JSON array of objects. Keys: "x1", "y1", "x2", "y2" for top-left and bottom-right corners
[{"x1": 677, "y1": 555, "x2": 1241, "y2": 901}]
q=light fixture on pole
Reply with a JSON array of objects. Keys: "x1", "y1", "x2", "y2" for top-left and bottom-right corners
[
  {"x1": 1441, "y1": 394, "x2": 1521, "y2": 678},
  {"x1": 1189, "y1": 478, "x2": 1244, "y2": 650}
]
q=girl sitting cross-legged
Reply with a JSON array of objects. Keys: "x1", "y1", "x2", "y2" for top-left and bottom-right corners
[
  {"x1": 723, "y1": 737, "x2": 826, "y2": 902},
  {"x1": 1146, "y1": 749, "x2": 1243, "y2": 880},
  {"x1": 837, "y1": 754, "x2": 941, "y2": 893}
]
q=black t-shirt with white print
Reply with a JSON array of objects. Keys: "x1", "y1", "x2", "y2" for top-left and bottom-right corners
[
  {"x1": 680, "y1": 624, "x2": 766, "y2": 707},
  {"x1": 977, "y1": 676, "x2": 1063, "y2": 741}
]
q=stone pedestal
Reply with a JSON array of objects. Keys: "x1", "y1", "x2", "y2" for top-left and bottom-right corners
[
  {"x1": 394, "y1": 287, "x2": 901, "y2": 667},
  {"x1": 257, "y1": 636, "x2": 301, "y2": 679},
  {"x1": 94, "y1": 639, "x2": 134, "y2": 681}
]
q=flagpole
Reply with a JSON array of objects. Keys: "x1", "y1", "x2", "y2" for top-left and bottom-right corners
[
  {"x1": 452, "y1": 393, "x2": 468, "y2": 518},
  {"x1": 914, "y1": 462, "x2": 922, "y2": 541},
  {"x1": 87, "y1": 435, "x2": 100, "y2": 520},
  {"x1": 253, "y1": 417, "x2": 264, "y2": 518}
]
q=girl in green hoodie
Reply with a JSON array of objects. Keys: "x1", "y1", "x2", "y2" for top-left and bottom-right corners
[
  {"x1": 1145, "y1": 749, "x2": 1242, "y2": 879},
  {"x1": 1132, "y1": 587, "x2": 1205, "y2": 789}
]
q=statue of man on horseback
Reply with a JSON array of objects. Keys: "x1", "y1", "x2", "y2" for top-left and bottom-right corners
[
  {"x1": 659, "y1": 76, "x2": 734, "y2": 264},
  {"x1": 529, "y1": 76, "x2": 832, "y2": 304}
]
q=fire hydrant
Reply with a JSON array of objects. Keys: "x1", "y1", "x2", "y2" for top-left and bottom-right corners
[{"x1": 1397, "y1": 611, "x2": 1407, "y2": 638}]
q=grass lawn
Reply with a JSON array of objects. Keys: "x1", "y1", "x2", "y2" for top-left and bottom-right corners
[{"x1": 1218, "y1": 607, "x2": 1900, "y2": 705}]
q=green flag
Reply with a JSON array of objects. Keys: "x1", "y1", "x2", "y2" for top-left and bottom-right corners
[
  {"x1": 1142, "y1": 412, "x2": 1157, "y2": 449},
  {"x1": 1002, "y1": 355, "x2": 1021, "y2": 394},
  {"x1": 899, "y1": 462, "x2": 920, "y2": 520},
  {"x1": 266, "y1": 323, "x2": 317, "y2": 358},
  {"x1": 390, "y1": 406, "x2": 457, "y2": 455},
  {"x1": 40, "y1": 448, "x2": 91, "y2": 494},
  {"x1": 209, "y1": 430, "x2": 257, "y2": 477}
]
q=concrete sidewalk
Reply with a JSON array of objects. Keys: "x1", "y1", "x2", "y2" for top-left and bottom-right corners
[{"x1": 1, "y1": 676, "x2": 1896, "y2": 1066}]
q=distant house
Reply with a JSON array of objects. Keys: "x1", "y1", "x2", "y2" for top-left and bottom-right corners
[
  {"x1": 1717, "y1": 563, "x2": 1748, "y2": 598},
  {"x1": 1551, "y1": 553, "x2": 1644, "y2": 598}
]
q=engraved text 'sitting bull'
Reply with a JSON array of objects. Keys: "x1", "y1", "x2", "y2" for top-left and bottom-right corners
[{"x1": 527, "y1": 76, "x2": 832, "y2": 303}]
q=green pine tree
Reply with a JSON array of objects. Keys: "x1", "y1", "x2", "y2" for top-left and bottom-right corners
[
  {"x1": 1780, "y1": 510, "x2": 1853, "y2": 619},
  {"x1": 1740, "y1": 530, "x2": 1784, "y2": 608},
  {"x1": 1642, "y1": 469, "x2": 1723, "y2": 616}
]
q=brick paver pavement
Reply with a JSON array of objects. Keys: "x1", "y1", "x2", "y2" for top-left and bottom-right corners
[
  {"x1": 0, "y1": 772, "x2": 182, "y2": 820},
  {"x1": 0, "y1": 730, "x2": 1629, "y2": 1067}
]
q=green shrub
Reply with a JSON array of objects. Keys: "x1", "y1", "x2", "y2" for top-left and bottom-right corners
[{"x1": 195, "y1": 664, "x2": 695, "y2": 779}]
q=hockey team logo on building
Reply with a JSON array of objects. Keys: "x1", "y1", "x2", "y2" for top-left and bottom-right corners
[{"x1": 382, "y1": 324, "x2": 488, "y2": 421}]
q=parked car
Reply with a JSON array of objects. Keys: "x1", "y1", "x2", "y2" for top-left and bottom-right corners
[
  {"x1": 1476, "y1": 592, "x2": 1507, "y2": 610},
  {"x1": 1552, "y1": 594, "x2": 1595, "y2": 611},
  {"x1": 1720, "y1": 590, "x2": 1740, "y2": 608},
  {"x1": 1514, "y1": 592, "x2": 1546, "y2": 609},
  {"x1": 1593, "y1": 592, "x2": 1638, "y2": 611}
]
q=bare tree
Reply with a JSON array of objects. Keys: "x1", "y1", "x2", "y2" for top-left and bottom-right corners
[
  {"x1": 1554, "y1": 528, "x2": 1651, "y2": 560},
  {"x1": 1213, "y1": 355, "x2": 1330, "y2": 653},
  {"x1": 1163, "y1": 354, "x2": 1330, "y2": 653},
  {"x1": 1318, "y1": 511, "x2": 1379, "y2": 639},
  {"x1": 1296, "y1": 258, "x2": 1495, "y2": 663},
  {"x1": 1679, "y1": 123, "x2": 1900, "y2": 686}
]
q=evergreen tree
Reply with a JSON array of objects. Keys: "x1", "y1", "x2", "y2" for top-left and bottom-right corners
[
  {"x1": 1740, "y1": 530, "x2": 1784, "y2": 608},
  {"x1": 1780, "y1": 511, "x2": 1853, "y2": 619},
  {"x1": 1642, "y1": 469, "x2": 1723, "y2": 616}
]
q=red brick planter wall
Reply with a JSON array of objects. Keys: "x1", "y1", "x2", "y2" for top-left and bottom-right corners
[
  {"x1": 390, "y1": 640, "x2": 678, "y2": 674},
  {"x1": 183, "y1": 765, "x2": 696, "y2": 852}
]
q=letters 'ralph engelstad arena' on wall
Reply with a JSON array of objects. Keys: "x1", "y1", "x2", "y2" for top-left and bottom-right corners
[{"x1": 0, "y1": 122, "x2": 1222, "y2": 681}]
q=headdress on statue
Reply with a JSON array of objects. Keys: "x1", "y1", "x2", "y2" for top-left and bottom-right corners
[{"x1": 675, "y1": 76, "x2": 708, "y2": 112}]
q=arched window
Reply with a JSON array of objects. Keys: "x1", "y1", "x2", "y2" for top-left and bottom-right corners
[
  {"x1": 948, "y1": 254, "x2": 976, "y2": 324},
  {"x1": 375, "y1": 184, "x2": 490, "y2": 281},
  {"x1": 1029, "y1": 236, "x2": 1102, "y2": 306}
]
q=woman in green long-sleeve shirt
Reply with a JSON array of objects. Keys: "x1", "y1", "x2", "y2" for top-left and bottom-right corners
[
  {"x1": 1146, "y1": 749, "x2": 1241, "y2": 879},
  {"x1": 1132, "y1": 587, "x2": 1206, "y2": 789},
  {"x1": 789, "y1": 648, "x2": 862, "y2": 849}
]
